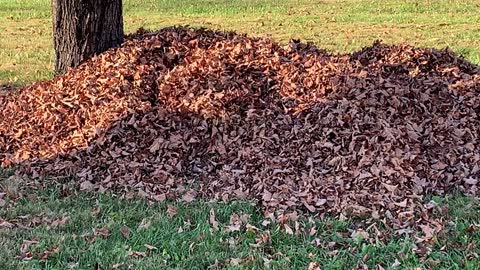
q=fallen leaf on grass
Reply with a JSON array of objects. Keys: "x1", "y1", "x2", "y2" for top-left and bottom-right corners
[
  {"x1": 209, "y1": 208, "x2": 219, "y2": 231},
  {"x1": 467, "y1": 224, "x2": 477, "y2": 233},
  {"x1": 246, "y1": 224, "x2": 259, "y2": 233},
  {"x1": 0, "y1": 219, "x2": 14, "y2": 229},
  {"x1": 392, "y1": 259, "x2": 401, "y2": 268},
  {"x1": 182, "y1": 190, "x2": 197, "y2": 203},
  {"x1": 39, "y1": 247, "x2": 60, "y2": 262},
  {"x1": 351, "y1": 229, "x2": 370, "y2": 241},
  {"x1": 250, "y1": 231, "x2": 270, "y2": 248},
  {"x1": 112, "y1": 263, "x2": 124, "y2": 269},
  {"x1": 167, "y1": 205, "x2": 178, "y2": 218},
  {"x1": 144, "y1": 244, "x2": 157, "y2": 250},
  {"x1": 19, "y1": 239, "x2": 39, "y2": 261},
  {"x1": 50, "y1": 216, "x2": 69, "y2": 228},
  {"x1": 79, "y1": 181, "x2": 95, "y2": 191},
  {"x1": 418, "y1": 225, "x2": 435, "y2": 242},
  {"x1": 284, "y1": 224, "x2": 294, "y2": 235},
  {"x1": 128, "y1": 250, "x2": 147, "y2": 258},
  {"x1": 94, "y1": 227, "x2": 111, "y2": 237},
  {"x1": 90, "y1": 207, "x2": 101, "y2": 217},
  {"x1": 137, "y1": 218, "x2": 151, "y2": 231},
  {"x1": 120, "y1": 226, "x2": 130, "y2": 238},
  {"x1": 308, "y1": 262, "x2": 321, "y2": 270},
  {"x1": 225, "y1": 213, "x2": 243, "y2": 232},
  {"x1": 230, "y1": 258, "x2": 243, "y2": 266}
]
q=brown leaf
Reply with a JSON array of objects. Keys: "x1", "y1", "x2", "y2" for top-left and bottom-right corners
[
  {"x1": 90, "y1": 207, "x2": 101, "y2": 217},
  {"x1": 137, "y1": 218, "x2": 151, "y2": 231},
  {"x1": 209, "y1": 208, "x2": 219, "y2": 231},
  {"x1": 284, "y1": 224, "x2": 294, "y2": 235},
  {"x1": 128, "y1": 250, "x2": 147, "y2": 258},
  {"x1": 394, "y1": 199, "x2": 408, "y2": 208},
  {"x1": 182, "y1": 190, "x2": 196, "y2": 203},
  {"x1": 0, "y1": 219, "x2": 14, "y2": 229},
  {"x1": 120, "y1": 226, "x2": 130, "y2": 238},
  {"x1": 19, "y1": 239, "x2": 39, "y2": 261},
  {"x1": 79, "y1": 181, "x2": 94, "y2": 191},
  {"x1": 167, "y1": 205, "x2": 178, "y2": 218},
  {"x1": 95, "y1": 227, "x2": 111, "y2": 238},
  {"x1": 418, "y1": 225, "x2": 435, "y2": 242},
  {"x1": 144, "y1": 244, "x2": 157, "y2": 250},
  {"x1": 51, "y1": 216, "x2": 69, "y2": 228},
  {"x1": 308, "y1": 262, "x2": 321, "y2": 270},
  {"x1": 464, "y1": 177, "x2": 478, "y2": 185},
  {"x1": 112, "y1": 263, "x2": 124, "y2": 269}
]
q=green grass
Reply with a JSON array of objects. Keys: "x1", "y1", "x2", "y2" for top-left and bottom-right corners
[
  {"x1": 1, "y1": 1, "x2": 480, "y2": 268},
  {"x1": 0, "y1": 0, "x2": 479, "y2": 83},
  {"x1": 1, "y1": 176, "x2": 479, "y2": 269}
]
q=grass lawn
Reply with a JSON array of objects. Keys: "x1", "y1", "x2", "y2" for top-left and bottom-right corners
[
  {"x1": 0, "y1": 0, "x2": 479, "y2": 83},
  {"x1": 1, "y1": 173, "x2": 479, "y2": 269},
  {"x1": 1, "y1": 0, "x2": 480, "y2": 269}
]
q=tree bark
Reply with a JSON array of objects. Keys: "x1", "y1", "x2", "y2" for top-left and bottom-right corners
[{"x1": 52, "y1": 0, "x2": 124, "y2": 74}]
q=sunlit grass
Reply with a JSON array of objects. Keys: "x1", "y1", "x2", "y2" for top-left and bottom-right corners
[{"x1": 0, "y1": 0, "x2": 479, "y2": 83}]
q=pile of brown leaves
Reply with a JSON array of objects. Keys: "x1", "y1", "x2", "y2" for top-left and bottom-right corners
[{"x1": 1, "y1": 27, "x2": 479, "y2": 228}]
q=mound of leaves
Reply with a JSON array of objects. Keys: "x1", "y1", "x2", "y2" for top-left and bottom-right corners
[{"x1": 1, "y1": 27, "x2": 479, "y2": 229}]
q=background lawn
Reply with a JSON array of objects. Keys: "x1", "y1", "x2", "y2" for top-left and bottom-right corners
[
  {"x1": 1, "y1": 0, "x2": 480, "y2": 269},
  {"x1": 0, "y1": 0, "x2": 479, "y2": 84}
]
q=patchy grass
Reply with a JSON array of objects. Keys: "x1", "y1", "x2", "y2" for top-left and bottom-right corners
[
  {"x1": 0, "y1": 0, "x2": 479, "y2": 83},
  {"x1": 0, "y1": 174, "x2": 479, "y2": 269}
]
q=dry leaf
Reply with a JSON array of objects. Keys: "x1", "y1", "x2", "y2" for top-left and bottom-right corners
[
  {"x1": 0, "y1": 219, "x2": 14, "y2": 229},
  {"x1": 167, "y1": 205, "x2": 178, "y2": 218},
  {"x1": 79, "y1": 181, "x2": 94, "y2": 191},
  {"x1": 95, "y1": 227, "x2": 111, "y2": 237},
  {"x1": 137, "y1": 218, "x2": 151, "y2": 231},
  {"x1": 144, "y1": 244, "x2": 157, "y2": 250},
  {"x1": 464, "y1": 177, "x2": 478, "y2": 185},
  {"x1": 418, "y1": 225, "x2": 436, "y2": 242},
  {"x1": 182, "y1": 190, "x2": 197, "y2": 203},
  {"x1": 209, "y1": 208, "x2": 219, "y2": 231},
  {"x1": 120, "y1": 226, "x2": 130, "y2": 238},
  {"x1": 284, "y1": 224, "x2": 294, "y2": 235}
]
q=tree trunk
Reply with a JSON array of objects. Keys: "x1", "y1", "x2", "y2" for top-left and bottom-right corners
[{"x1": 52, "y1": 0, "x2": 124, "y2": 74}]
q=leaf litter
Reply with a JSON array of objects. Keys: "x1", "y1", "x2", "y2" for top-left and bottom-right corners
[{"x1": 1, "y1": 26, "x2": 479, "y2": 230}]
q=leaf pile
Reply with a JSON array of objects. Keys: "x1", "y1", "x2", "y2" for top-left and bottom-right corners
[{"x1": 1, "y1": 27, "x2": 479, "y2": 228}]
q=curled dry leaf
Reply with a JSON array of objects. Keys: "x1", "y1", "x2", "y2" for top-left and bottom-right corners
[
  {"x1": 182, "y1": 190, "x2": 196, "y2": 203},
  {"x1": 120, "y1": 226, "x2": 130, "y2": 238},
  {"x1": 0, "y1": 219, "x2": 14, "y2": 229},
  {"x1": 128, "y1": 250, "x2": 147, "y2": 258},
  {"x1": 308, "y1": 262, "x2": 321, "y2": 270},
  {"x1": 137, "y1": 218, "x2": 151, "y2": 231},
  {"x1": 209, "y1": 208, "x2": 219, "y2": 231},
  {"x1": 94, "y1": 227, "x2": 111, "y2": 238},
  {"x1": 284, "y1": 224, "x2": 294, "y2": 235},
  {"x1": 418, "y1": 225, "x2": 436, "y2": 242},
  {"x1": 251, "y1": 231, "x2": 270, "y2": 248},
  {"x1": 19, "y1": 239, "x2": 39, "y2": 261},
  {"x1": 167, "y1": 205, "x2": 178, "y2": 218},
  {"x1": 79, "y1": 181, "x2": 94, "y2": 191},
  {"x1": 144, "y1": 244, "x2": 157, "y2": 250},
  {"x1": 50, "y1": 216, "x2": 69, "y2": 228}
]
